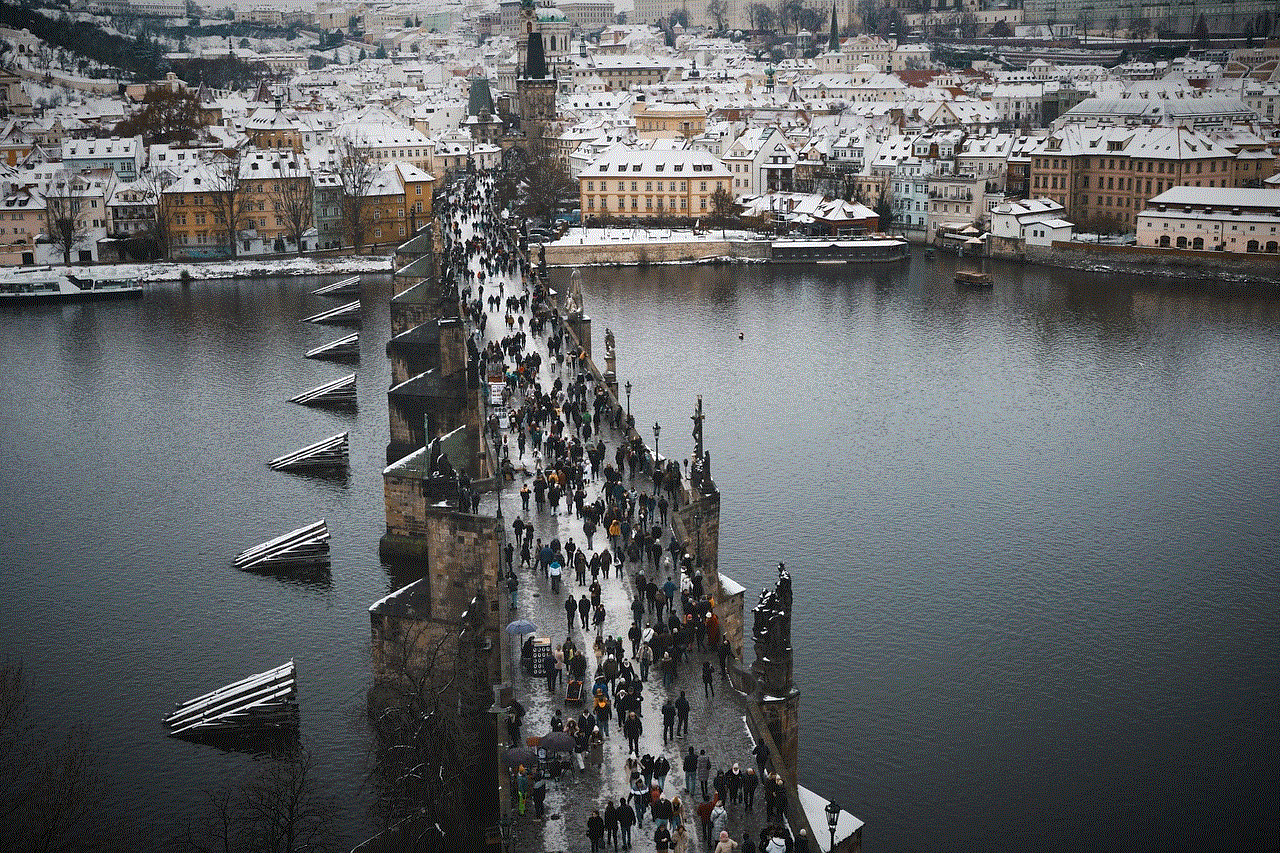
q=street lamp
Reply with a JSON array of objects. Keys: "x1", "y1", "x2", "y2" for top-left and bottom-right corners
[
  {"x1": 652, "y1": 422, "x2": 661, "y2": 490},
  {"x1": 825, "y1": 801, "x2": 840, "y2": 852},
  {"x1": 624, "y1": 381, "x2": 632, "y2": 422}
]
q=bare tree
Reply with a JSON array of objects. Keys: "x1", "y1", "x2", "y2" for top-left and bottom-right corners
[
  {"x1": 707, "y1": 0, "x2": 728, "y2": 32},
  {"x1": 177, "y1": 752, "x2": 335, "y2": 853},
  {"x1": 0, "y1": 661, "x2": 105, "y2": 853},
  {"x1": 363, "y1": 597, "x2": 498, "y2": 852},
  {"x1": 336, "y1": 139, "x2": 377, "y2": 253},
  {"x1": 274, "y1": 159, "x2": 313, "y2": 253},
  {"x1": 43, "y1": 172, "x2": 83, "y2": 265},
  {"x1": 710, "y1": 185, "x2": 736, "y2": 236},
  {"x1": 1075, "y1": 10, "x2": 1092, "y2": 42},
  {"x1": 203, "y1": 161, "x2": 249, "y2": 258},
  {"x1": 515, "y1": 127, "x2": 578, "y2": 224},
  {"x1": 1106, "y1": 14, "x2": 1120, "y2": 39},
  {"x1": 138, "y1": 171, "x2": 175, "y2": 259},
  {"x1": 749, "y1": 3, "x2": 776, "y2": 31}
]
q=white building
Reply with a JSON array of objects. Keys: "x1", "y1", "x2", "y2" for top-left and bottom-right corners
[
  {"x1": 722, "y1": 126, "x2": 796, "y2": 198},
  {"x1": 1136, "y1": 187, "x2": 1280, "y2": 254},
  {"x1": 990, "y1": 197, "x2": 1073, "y2": 249}
]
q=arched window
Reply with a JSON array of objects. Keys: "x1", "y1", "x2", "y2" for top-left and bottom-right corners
[
  {"x1": 1176, "y1": 236, "x2": 1187, "y2": 249},
  {"x1": 1192, "y1": 237, "x2": 1203, "y2": 250},
  {"x1": 1268, "y1": 241, "x2": 1279, "y2": 253},
  {"x1": 1247, "y1": 240, "x2": 1259, "y2": 252},
  {"x1": 1159, "y1": 235, "x2": 1170, "y2": 247}
]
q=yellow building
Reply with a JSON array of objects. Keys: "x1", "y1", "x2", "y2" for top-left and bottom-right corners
[
  {"x1": 1027, "y1": 124, "x2": 1276, "y2": 232},
  {"x1": 632, "y1": 100, "x2": 707, "y2": 140},
  {"x1": 578, "y1": 147, "x2": 732, "y2": 222},
  {"x1": 365, "y1": 163, "x2": 435, "y2": 249}
]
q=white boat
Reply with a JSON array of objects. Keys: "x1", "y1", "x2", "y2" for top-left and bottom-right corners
[
  {"x1": 0, "y1": 267, "x2": 142, "y2": 303},
  {"x1": 771, "y1": 235, "x2": 910, "y2": 263}
]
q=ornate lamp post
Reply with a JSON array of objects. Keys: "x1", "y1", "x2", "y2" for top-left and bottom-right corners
[
  {"x1": 825, "y1": 801, "x2": 841, "y2": 852},
  {"x1": 625, "y1": 381, "x2": 632, "y2": 422},
  {"x1": 652, "y1": 422, "x2": 661, "y2": 479}
]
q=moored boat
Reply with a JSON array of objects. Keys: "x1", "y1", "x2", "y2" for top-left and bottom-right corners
[
  {"x1": 955, "y1": 270, "x2": 993, "y2": 287},
  {"x1": 771, "y1": 235, "x2": 910, "y2": 263},
  {"x1": 0, "y1": 267, "x2": 142, "y2": 303}
]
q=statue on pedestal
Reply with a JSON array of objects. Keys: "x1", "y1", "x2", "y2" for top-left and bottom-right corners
[
  {"x1": 565, "y1": 269, "x2": 584, "y2": 316},
  {"x1": 604, "y1": 328, "x2": 616, "y2": 361},
  {"x1": 751, "y1": 562, "x2": 794, "y2": 696}
]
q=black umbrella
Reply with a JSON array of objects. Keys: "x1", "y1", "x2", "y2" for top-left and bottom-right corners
[
  {"x1": 538, "y1": 731, "x2": 576, "y2": 753},
  {"x1": 503, "y1": 746, "x2": 538, "y2": 769}
]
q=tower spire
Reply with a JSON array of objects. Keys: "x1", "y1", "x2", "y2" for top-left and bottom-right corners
[
  {"x1": 525, "y1": 31, "x2": 548, "y2": 79},
  {"x1": 829, "y1": 3, "x2": 840, "y2": 52}
]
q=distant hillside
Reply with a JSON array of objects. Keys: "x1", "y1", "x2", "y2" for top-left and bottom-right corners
[{"x1": 0, "y1": 1, "x2": 163, "y2": 79}]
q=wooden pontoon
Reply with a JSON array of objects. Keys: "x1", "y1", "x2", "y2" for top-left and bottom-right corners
[
  {"x1": 268, "y1": 433, "x2": 349, "y2": 471},
  {"x1": 288, "y1": 373, "x2": 357, "y2": 408},
  {"x1": 305, "y1": 332, "x2": 359, "y2": 362},
  {"x1": 303, "y1": 300, "x2": 362, "y2": 326},
  {"x1": 312, "y1": 276, "x2": 361, "y2": 297},
  {"x1": 234, "y1": 520, "x2": 330, "y2": 572},
  {"x1": 163, "y1": 660, "x2": 298, "y2": 740}
]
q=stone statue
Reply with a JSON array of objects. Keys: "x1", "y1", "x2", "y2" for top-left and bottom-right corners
[
  {"x1": 566, "y1": 269, "x2": 584, "y2": 316},
  {"x1": 751, "y1": 562, "x2": 795, "y2": 695},
  {"x1": 428, "y1": 437, "x2": 456, "y2": 483},
  {"x1": 604, "y1": 328, "x2": 615, "y2": 357}
]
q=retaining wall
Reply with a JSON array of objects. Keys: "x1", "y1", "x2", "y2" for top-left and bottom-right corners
[{"x1": 545, "y1": 238, "x2": 771, "y2": 267}]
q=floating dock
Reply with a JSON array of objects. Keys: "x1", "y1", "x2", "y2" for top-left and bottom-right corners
[
  {"x1": 312, "y1": 276, "x2": 361, "y2": 297},
  {"x1": 288, "y1": 373, "x2": 357, "y2": 409},
  {"x1": 305, "y1": 332, "x2": 360, "y2": 362},
  {"x1": 234, "y1": 520, "x2": 330, "y2": 572},
  {"x1": 268, "y1": 433, "x2": 349, "y2": 472},
  {"x1": 163, "y1": 660, "x2": 298, "y2": 740}
]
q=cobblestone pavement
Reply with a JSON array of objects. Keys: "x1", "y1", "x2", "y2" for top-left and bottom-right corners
[{"x1": 454, "y1": 197, "x2": 766, "y2": 853}]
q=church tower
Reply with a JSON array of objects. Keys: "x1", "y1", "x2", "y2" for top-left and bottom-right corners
[{"x1": 516, "y1": 0, "x2": 557, "y2": 132}]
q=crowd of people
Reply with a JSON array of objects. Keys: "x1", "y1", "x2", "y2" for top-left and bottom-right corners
[{"x1": 439, "y1": 171, "x2": 810, "y2": 853}]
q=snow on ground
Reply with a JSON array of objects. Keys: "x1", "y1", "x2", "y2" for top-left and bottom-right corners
[{"x1": 74, "y1": 254, "x2": 393, "y2": 283}]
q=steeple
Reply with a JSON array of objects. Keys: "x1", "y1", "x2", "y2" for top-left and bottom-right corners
[
  {"x1": 828, "y1": 3, "x2": 840, "y2": 52},
  {"x1": 525, "y1": 31, "x2": 548, "y2": 80}
]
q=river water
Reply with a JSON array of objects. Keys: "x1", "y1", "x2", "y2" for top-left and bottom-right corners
[{"x1": 0, "y1": 255, "x2": 1277, "y2": 851}]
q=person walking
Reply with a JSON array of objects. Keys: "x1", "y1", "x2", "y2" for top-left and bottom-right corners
[
  {"x1": 675, "y1": 690, "x2": 690, "y2": 737},
  {"x1": 751, "y1": 740, "x2": 769, "y2": 776},
  {"x1": 726, "y1": 763, "x2": 743, "y2": 805},
  {"x1": 617, "y1": 796, "x2": 635, "y2": 849},
  {"x1": 714, "y1": 831, "x2": 738, "y2": 853},
  {"x1": 709, "y1": 802, "x2": 728, "y2": 850},
  {"x1": 623, "y1": 711, "x2": 642, "y2": 756},
  {"x1": 531, "y1": 770, "x2": 547, "y2": 819},
  {"x1": 654, "y1": 754, "x2": 671, "y2": 791},
  {"x1": 604, "y1": 800, "x2": 620, "y2": 851},
  {"x1": 683, "y1": 746, "x2": 698, "y2": 794},
  {"x1": 587, "y1": 809, "x2": 605, "y2": 853},
  {"x1": 661, "y1": 698, "x2": 676, "y2": 744},
  {"x1": 579, "y1": 594, "x2": 591, "y2": 629},
  {"x1": 702, "y1": 660, "x2": 715, "y2": 698},
  {"x1": 697, "y1": 749, "x2": 712, "y2": 799},
  {"x1": 742, "y1": 768, "x2": 758, "y2": 812}
]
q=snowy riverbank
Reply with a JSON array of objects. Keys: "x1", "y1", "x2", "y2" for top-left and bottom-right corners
[{"x1": 72, "y1": 254, "x2": 394, "y2": 283}]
